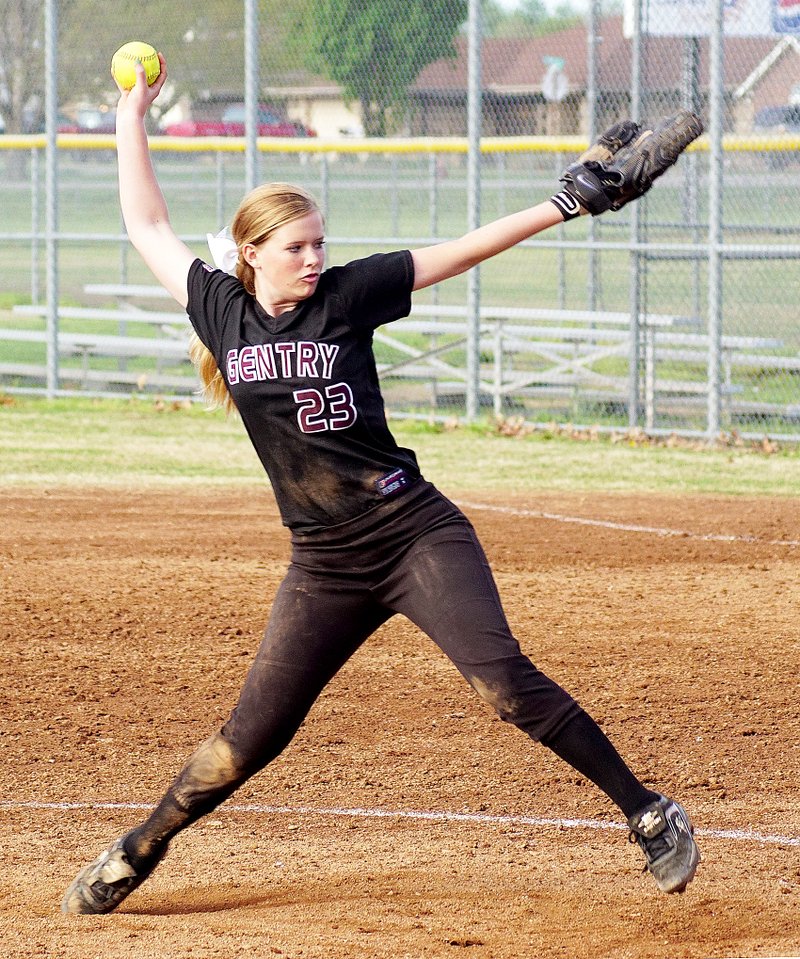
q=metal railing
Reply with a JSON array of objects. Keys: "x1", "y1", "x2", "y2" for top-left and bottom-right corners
[{"x1": 1, "y1": 134, "x2": 799, "y2": 439}]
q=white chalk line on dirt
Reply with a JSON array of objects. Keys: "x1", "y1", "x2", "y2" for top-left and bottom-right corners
[
  {"x1": 3, "y1": 799, "x2": 799, "y2": 848},
  {"x1": 455, "y1": 500, "x2": 800, "y2": 548}
]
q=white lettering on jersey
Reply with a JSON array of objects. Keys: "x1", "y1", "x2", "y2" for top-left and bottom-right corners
[
  {"x1": 318, "y1": 343, "x2": 338, "y2": 379},
  {"x1": 297, "y1": 342, "x2": 317, "y2": 378},
  {"x1": 253, "y1": 344, "x2": 277, "y2": 379},
  {"x1": 275, "y1": 342, "x2": 296, "y2": 377},
  {"x1": 226, "y1": 341, "x2": 340, "y2": 385}
]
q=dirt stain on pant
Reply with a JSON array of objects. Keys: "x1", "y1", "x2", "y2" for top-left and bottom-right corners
[{"x1": 171, "y1": 732, "x2": 244, "y2": 812}]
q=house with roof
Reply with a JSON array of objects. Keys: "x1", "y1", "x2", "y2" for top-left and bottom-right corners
[
  {"x1": 732, "y1": 33, "x2": 800, "y2": 129},
  {"x1": 407, "y1": 15, "x2": 800, "y2": 136},
  {"x1": 261, "y1": 76, "x2": 365, "y2": 139},
  {"x1": 257, "y1": 15, "x2": 799, "y2": 138}
]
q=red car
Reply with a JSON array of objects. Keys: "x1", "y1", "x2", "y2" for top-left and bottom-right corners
[{"x1": 163, "y1": 103, "x2": 315, "y2": 137}]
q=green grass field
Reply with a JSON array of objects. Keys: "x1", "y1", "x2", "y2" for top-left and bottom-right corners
[{"x1": 1, "y1": 396, "x2": 798, "y2": 496}]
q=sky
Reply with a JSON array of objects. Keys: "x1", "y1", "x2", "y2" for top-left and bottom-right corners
[{"x1": 496, "y1": 0, "x2": 591, "y2": 13}]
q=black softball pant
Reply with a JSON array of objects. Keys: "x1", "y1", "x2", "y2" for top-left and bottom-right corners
[
  {"x1": 125, "y1": 482, "x2": 649, "y2": 864},
  {"x1": 222, "y1": 482, "x2": 581, "y2": 764}
]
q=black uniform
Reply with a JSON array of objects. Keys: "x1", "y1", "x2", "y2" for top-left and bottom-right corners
[
  {"x1": 189, "y1": 251, "x2": 422, "y2": 532},
  {"x1": 119, "y1": 254, "x2": 654, "y2": 860},
  {"x1": 186, "y1": 252, "x2": 581, "y2": 768}
]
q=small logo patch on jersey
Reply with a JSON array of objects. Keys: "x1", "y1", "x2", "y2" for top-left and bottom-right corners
[{"x1": 376, "y1": 468, "x2": 410, "y2": 498}]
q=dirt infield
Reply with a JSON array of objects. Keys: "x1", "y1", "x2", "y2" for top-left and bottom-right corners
[{"x1": 1, "y1": 486, "x2": 799, "y2": 959}]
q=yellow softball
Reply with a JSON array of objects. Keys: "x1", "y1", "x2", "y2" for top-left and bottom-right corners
[{"x1": 111, "y1": 41, "x2": 161, "y2": 90}]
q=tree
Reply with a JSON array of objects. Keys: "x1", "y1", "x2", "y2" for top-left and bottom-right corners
[
  {"x1": 307, "y1": 0, "x2": 468, "y2": 136},
  {"x1": 0, "y1": 0, "x2": 53, "y2": 134},
  {"x1": 0, "y1": 0, "x2": 312, "y2": 133},
  {"x1": 64, "y1": 3, "x2": 247, "y2": 119}
]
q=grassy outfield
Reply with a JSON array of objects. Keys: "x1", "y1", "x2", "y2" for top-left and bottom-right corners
[{"x1": 1, "y1": 396, "x2": 798, "y2": 497}]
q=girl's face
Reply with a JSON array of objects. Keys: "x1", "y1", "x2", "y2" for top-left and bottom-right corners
[{"x1": 244, "y1": 210, "x2": 326, "y2": 311}]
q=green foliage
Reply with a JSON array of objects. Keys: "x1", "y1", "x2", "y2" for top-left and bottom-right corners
[
  {"x1": 307, "y1": 0, "x2": 468, "y2": 135},
  {"x1": 52, "y1": 0, "x2": 309, "y2": 116},
  {"x1": 0, "y1": 0, "x2": 54, "y2": 133},
  {"x1": 6, "y1": 0, "x2": 584, "y2": 136},
  {"x1": 482, "y1": 0, "x2": 582, "y2": 38}
]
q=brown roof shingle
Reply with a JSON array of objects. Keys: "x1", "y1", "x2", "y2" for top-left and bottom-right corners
[{"x1": 413, "y1": 16, "x2": 787, "y2": 94}]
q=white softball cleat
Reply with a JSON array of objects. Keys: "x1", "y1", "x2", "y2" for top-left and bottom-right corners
[{"x1": 61, "y1": 834, "x2": 164, "y2": 915}]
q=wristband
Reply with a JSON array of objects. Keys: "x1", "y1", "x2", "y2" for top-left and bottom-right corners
[{"x1": 549, "y1": 190, "x2": 583, "y2": 221}]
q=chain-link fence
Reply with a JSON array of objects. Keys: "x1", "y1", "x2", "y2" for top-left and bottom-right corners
[{"x1": 1, "y1": 0, "x2": 799, "y2": 439}]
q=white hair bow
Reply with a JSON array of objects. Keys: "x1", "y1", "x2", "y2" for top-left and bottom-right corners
[{"x1": 206, "y1": 228, "x2": 239, "y2": 275}]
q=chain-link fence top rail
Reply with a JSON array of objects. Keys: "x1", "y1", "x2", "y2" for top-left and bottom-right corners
[{"x1": 0, "y1": 1, "x2": 798, "y2": 438}]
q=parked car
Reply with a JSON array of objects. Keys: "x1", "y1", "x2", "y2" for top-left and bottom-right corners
[
  {"x1": 753, "y1": 104, "x2": 800, "y2": 170},
  {"x1": 0, "y1": 112, "x2": 41, "y2": 134},
  {"x1": 57, "y1": 106, "x2": 117, "y2": 135},
  {"x1": 162, "y1": 103, "x2": 315, "y2": 137},
  {"x1": 753, "y1": 104, "x2": 800, "y2": 133}
]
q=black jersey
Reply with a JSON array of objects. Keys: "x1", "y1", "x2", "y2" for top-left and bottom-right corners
[{"x1": 186, "y1": 251, "x2": 422, "y2": 532}]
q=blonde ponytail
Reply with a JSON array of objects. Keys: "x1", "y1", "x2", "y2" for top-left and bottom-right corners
[{"x1": 189, "y1": 332, "x2": 235, "y2": 414}]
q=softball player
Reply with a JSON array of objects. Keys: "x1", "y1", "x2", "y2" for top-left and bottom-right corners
[{"x1": 62, "y1": 55, "x2": 700, "y2": 915}]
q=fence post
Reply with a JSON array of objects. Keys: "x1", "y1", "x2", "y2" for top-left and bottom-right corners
[
  {"x1": 428, "y1": 152, "x2": 440, "y2": 408},
  {"x1": 493, "y1": 320, "x2": 503, "y2": 419},
  {"x1": 216, "y1": 151, "x2": 226, "y2": 229},
  {"x1": 244, "y1": 0, "x2": 259, "y2": 193},
  {"x1": 319, "y1": 152, "x2": 330, "y2": 221},
  {"x1": 586, "y1": 0, "x2": 600, "y2": 312},
  {"x1": 706, "y1": 0, "x2": 725, "y2": 440},
  {"x1": 44, "y1": 0, "x2": 60, "y2": 398},
  {"x1": 627, "y1": 0, "x2": 643, "y2": 429},
  {"x1": 682, "y1": 36, "x2": 702, "y2": 320},
  {"x1": 555, "y1": 152, "x2": 566, "y2": 309},
  {"x1": 465, "y1": 0, "x2": 483, "y2": 422},
  {"x1": 31, "y1": 147, "x2": 41, "y2": 305}
]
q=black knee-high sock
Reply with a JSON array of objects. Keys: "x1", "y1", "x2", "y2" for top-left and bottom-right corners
[
  {"x1": 123, "y1": 778, "x2": 244, "y2": 871},
  {"x1": 122, "y1": 792, "x2": 190, "y2": 870},
  {"x1": 540, "y1": 709, "x2": 660, "y2": 819},
  {"x1": 122, "y1": 731, "x2": 252, "y2": 871}
]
